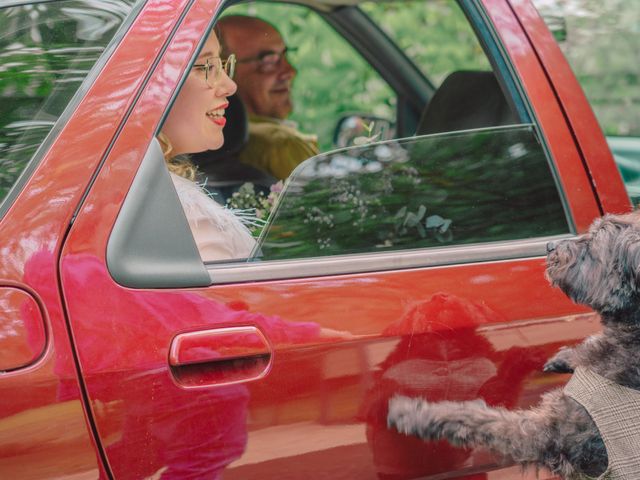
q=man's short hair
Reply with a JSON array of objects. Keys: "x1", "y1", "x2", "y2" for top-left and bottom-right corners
[{"x1": 216, "y1": 15, "x2": 280, "y2": 56}]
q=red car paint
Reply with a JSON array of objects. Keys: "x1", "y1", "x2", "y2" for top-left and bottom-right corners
[{"x1": 0, "y1": 0, "x2": 631, "y2": 478}]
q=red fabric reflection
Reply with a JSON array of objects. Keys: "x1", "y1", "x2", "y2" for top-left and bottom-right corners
[
  {"x1": 364, "y1": 293, "x2": 546, "y2": 479},
  {"x1": 52, "y1": 252, "x2": 325, "y2": 479}
]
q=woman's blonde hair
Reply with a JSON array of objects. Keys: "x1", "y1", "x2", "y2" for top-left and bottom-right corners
[{"x1": 157, "y1": 132, "x2": 197, "y2": 181}]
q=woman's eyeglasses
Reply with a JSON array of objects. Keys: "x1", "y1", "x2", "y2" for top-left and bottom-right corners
[
  {"x1": 193, "y1": 54, "x2": 236, "y2": 87},
  {"x1": 236, "y1": 47, "x2": 296, "y2": 73}
]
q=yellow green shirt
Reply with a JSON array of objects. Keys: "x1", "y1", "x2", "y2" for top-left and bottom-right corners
[{"x1": 239, "y1": 114, "x2": 320, "y2": 180}]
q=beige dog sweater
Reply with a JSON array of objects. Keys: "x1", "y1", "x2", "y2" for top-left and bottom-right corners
[{"x1": 564, "y1": 366, "x2": 640, "y2": 479}]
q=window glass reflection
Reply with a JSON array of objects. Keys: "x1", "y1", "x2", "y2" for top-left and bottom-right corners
[
  {"x1": 0, "y1": 0, "x2": 137, "y2": 206},
  {"x1": 255, "y1": 125, "x2": 569, "y2": 260}
]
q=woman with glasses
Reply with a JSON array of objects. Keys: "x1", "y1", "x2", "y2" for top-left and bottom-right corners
[{"x1": 159, "y1": 29, "x2": 255, "y2": 262}]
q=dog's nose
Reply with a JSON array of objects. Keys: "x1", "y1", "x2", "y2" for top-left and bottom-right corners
[{"x1": 546, "y1": 241, "x2": 556, "y2": 253}]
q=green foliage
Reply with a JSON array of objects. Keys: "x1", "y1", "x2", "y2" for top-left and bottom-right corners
[
  {"x1": 361, "y1": 1, "x2": 489, "y2": 86},
  {"x1": 224, "y1": 181, "x2": 282, "y2": 235}
]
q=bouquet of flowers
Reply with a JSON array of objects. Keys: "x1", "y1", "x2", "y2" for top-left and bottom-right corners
[{"x1": 226, "y1": 181, "x2": 283, "y2": 236}]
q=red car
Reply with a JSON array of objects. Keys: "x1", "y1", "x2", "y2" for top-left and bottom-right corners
[{"x1": 0, "y1": 0, "x2": 633, "y2": 479}]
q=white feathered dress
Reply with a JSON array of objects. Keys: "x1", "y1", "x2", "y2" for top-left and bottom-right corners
[{"x1": 170, "y1": 172, "x2": 255, "y2": 262}]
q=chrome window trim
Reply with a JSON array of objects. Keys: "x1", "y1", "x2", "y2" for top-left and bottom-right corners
[{"x1": 206, "y1": 233, "x2": 573, "y2": 284}]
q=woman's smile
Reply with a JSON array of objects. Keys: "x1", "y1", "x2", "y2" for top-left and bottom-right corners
[{"x1": 206, "y1": 102, "x2": 229, "y2": 126}]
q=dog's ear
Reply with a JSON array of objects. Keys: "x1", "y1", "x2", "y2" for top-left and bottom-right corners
[
  {"x1": 623, "y1": 233, "x2": 640, "y2": 292},
  {"x1": 623, "y1": 213, "x2": 640, "y2": 291}
]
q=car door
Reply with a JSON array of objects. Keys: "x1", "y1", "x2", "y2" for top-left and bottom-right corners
[{"x1": 59, "y1": 0, "x2": 627, "y2": 479}]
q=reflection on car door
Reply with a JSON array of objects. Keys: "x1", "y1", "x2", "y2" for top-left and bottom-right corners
[{"x1": 59, "y1": 2, "x2": 610, "y2": 480}]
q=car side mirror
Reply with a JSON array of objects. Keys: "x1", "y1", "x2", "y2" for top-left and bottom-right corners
[{"x1": 333, "y1": 114, "x2": 394, "y2": 148}]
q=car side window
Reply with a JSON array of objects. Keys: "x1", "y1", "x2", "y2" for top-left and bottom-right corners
[
  {"x1": 0, "y1": 0, "x2": 136, "y2": 213},
  {"x1": 222, "y1": 2, "x2": 396, "y2": 152},
  {"x1": 255, "y1": 126, "x2": 568, "y2": 260},
  {"x1": 361, "y1": 0, "x2": 491, "y2": 87}
]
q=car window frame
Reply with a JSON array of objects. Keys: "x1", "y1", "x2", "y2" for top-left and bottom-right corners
[
  {"x1": 195, "y1": 0, "x2": 572, "y2": 282},
  {"x1": 132, "y1": 0, "x2": 580, "y2": 287}
]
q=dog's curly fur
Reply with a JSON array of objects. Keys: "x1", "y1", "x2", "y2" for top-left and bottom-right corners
[{"x1": 387, "y1": 211, "x2": 640, "y2": 478}]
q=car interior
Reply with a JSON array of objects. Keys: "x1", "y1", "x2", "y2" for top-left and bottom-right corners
[
  {"x1": 135, "y1": 0, "x2": 578, "y2": 277},
  {"x1": 189, "y1": 0, "x2": 523, "y2": 203}
]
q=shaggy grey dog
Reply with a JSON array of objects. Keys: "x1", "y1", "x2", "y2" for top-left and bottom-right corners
[{"x1": 387, "y1": 211, "x2": 640, "y2": 478}]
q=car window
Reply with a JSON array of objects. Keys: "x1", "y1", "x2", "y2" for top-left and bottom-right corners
[
  {"x1": 0, "y1": 0, "x2": 136, "y2": 211},
  {"x1": 163, "y1": 0, "x2": 569, "y2": 267},
  {"x1": 254, "y1": 126, "x2": 569, "y2": 260},
  {"x1": 531, "y1": 0, "x2": 640, "y2": 205}
]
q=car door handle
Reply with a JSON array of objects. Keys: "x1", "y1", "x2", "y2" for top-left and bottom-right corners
[{"x1": 169, "y1": 326, "x2": 272, "y2": 387}]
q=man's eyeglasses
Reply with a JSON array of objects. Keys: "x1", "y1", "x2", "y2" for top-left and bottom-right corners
[
  {"x1": 193, "y1": 54, "x2": 236, "y2": 87},
  {"x1": 236, "y1": 47, "x2": 296, "y2": 73}
]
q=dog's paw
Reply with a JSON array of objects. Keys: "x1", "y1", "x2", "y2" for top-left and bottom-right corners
[
  {"x1": 387, "y1": 395, "x2": 427, "y2": 436},
  {"x1": 543, "y1": 347, "x2": 575, "y2": 373},
  {"x1": 387, "y1": 395, "x2": 440, "y2": 440}
]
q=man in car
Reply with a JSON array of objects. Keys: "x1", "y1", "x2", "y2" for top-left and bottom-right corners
[{"x1": 217, "y1": 15, "x2": 319, "y2": 180}]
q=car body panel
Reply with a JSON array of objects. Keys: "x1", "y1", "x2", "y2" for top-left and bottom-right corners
[
  {"x1": 0, "y1": 287, "x2": 46, "y2": 371},
  {"x1": 0, "y1": 0, "x2": 632, "y2": 478}
]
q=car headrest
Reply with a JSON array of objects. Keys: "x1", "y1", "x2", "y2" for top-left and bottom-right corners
[
  {"x1": 192, "y1": 93, "x2": 248, "y2": 166},
  {"x1": 416, "y1": 70, "x2": 518, "y2": 136}
]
